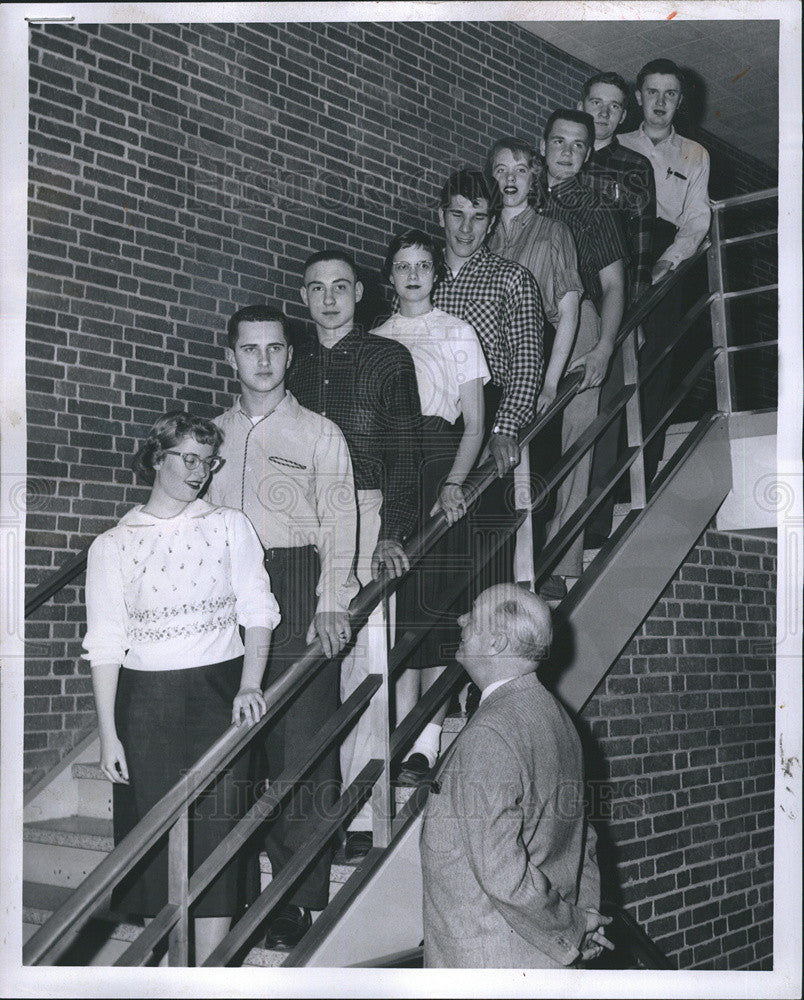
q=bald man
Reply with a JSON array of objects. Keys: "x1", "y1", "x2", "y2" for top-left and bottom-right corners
[{"x1": 420, "y1": 585, "x2": 612, "y2": 968}]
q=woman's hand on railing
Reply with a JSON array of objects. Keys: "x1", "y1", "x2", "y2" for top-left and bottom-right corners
[
  {"x1": 308, "y1": 610, "x2": 352, "y2": 659},
  {"x1": 431, "y1": 482, "x2": 466, "y2": 525},
  {"x1": 651, "y1": 259, "x2": 674, "y2": 284},
  {"x1": 99, "y1": 733, "x2": 129, "y2": 784},
  {"x1": 568, "y1": 343, "x2": 613, "y2": 391},
  {"x1": 535, "y1": 381, "x2": 559, "y2": 415},
  {"x1": 231, "y1": 687, "x2": 268, "y2": 727}
]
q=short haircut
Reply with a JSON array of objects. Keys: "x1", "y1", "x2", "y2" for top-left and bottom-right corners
[
  {"x1": 226, "y1": 302, "x2": 291, "y2": 350},
  {"x1": 302, "y1": 249, "x2": 360, "y2": 283},
  {"x1": 581, "y1": 71, "x2": 630, "y2": 103},
  {"x1": 543, "y1": 108, "x2": 595, "y2": 148},
  {"x1": 382, "y1": 228, "x2": 447, "y2": 284},
  {"x1": 438, "y1": 168, "x2": 499, "y2": 215},
  {"x1": 484, "y1": 136, "x2": 539, "y2": 178},
  {"x1": 493, "y1": 592, "x2": 553, "y2": 663},
  {"x1": 636, "y1": 58, "x2": 684, "y2": 92},
  {"x1": 133, "y1": 411, "x2": 223, "y2": 485}
]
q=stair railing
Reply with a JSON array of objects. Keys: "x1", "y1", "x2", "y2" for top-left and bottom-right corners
[{"x1": 24, "y1": 187, "x2": 777, "y2": 966}]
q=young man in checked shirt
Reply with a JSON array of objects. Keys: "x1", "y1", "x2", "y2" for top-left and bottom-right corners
[
  {"x1": 578, "y1": 71, "x2": 657, "y2": 547},
  {"x1": 533, "y1": 110, "x2": 628, "y2": 601},
  {"x1": 432, "y1": 168, "x2": 545, "y2": 602},
  {"x1": 288, "y1": 249, "x2": 422, "y2": 863}
]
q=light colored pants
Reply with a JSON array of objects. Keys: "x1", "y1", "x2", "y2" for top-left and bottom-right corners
[
  {"x1": 545, "y1": 299, "x2": 602, "y2": 578},
  {"x1": 340, "y1": 490, "x2": 394, "y2": 832}
]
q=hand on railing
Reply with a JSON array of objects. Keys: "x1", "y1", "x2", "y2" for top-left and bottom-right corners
[
  {"x1": 308, "y1": 610, "x2": 352, "y2": 659},
  {"x1": 371, "y1": 538, "x2": 410, "y2": 580},
  {"x1": 231, "y1": 687, "x2": 268, "y2": 727},
  {"x1": 430, "y1": 482, "x2": 467, "y2": 524},
  {"x1": 486, "y1": 432, "x2": 521, "y2": 477},
  {"x1": 568, "y1": 343, "x2": 614, "y2": 391},
  {"x1": 651, "y1": 260, "x2": 674, "y2": 284}
]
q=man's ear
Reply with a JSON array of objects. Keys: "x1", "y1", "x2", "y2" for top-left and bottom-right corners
[
  {"x1": 576, "y1": 98, "x2": 583, "y2": 111},
  {"x1": 300, "y1": 284, "x2": 309, "y2": 307},
  {"x1": 284, "y1": 343, "x2": 293, "y2": 373},
  {"x1": 354, "y1": 280, "x2": 364, "y2": 304},
  {"x1": 539, "y1": 137, "x2": 546, "y2": 159},
  {"x1": 489, "y1": 630, "x2": 510, "y2": 655},
  {"x1": 437, "y1": 207, "x2": 445, "y2": 230},
  {"x1": 635, "y1": 89, "x2": 643, "y2": 108},
  {"x1": 224, "y1": 347, "x2": 237, "y2": 370}
]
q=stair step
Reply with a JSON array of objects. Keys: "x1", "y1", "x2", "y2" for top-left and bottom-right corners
[
  {"x1": 71, "y1": 762, "x2": 113, "y2": 820},
  {"x1": 24, "y1": 815, "x2": 113, "y2": 888},
  {"x1": 25, "y1": 815, "x2": 114, "y2": 851},
  {"x1": 241, "y1": 945, "x2": 291, "y2": 967},
  {"x1": 23, "y1": 880, "x2": 144, "y2": 965}
]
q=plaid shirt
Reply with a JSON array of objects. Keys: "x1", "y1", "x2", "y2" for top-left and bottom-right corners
[
  {"x1": 431, "y1": 245, "x2": 544, "y2": 439},
  {"x1": 533, "y1": 172, "x2": 628, "y2": 311},
  {"x1": 287, "y1": 328, "x2": 421, "y2": 544},
  {"x1": 582, "y1": 137, "x2": 656, "y2": 301}
]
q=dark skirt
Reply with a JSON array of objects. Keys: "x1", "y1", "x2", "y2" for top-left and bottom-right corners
[
  {"x1": 111, "y1": 657, "x2": 255, "y2": 918},
  {"x1": 395, "y1": 415, "x2": 468, "y2": 669}
]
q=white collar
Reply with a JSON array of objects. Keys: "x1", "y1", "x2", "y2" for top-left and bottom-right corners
[{"x1": 479, "y1": 675, "x2": 518, "y2": 705}]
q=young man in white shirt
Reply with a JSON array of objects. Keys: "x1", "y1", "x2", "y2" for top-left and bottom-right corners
[
  {"x1": 618, "y1": 59, "x2": 712, "y2": 486},
  {"x1": 208, "y1": 302, "x2": 359, "y2": 949}
]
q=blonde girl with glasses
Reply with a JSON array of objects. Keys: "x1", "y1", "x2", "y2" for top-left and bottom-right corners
[{"x1": 82, "y1": 410, "x2": 280, "y2": 964}]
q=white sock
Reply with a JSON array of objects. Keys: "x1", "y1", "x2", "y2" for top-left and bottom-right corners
[{"x1": 409, "y1": 723, "x2": 442, "y2": 767}]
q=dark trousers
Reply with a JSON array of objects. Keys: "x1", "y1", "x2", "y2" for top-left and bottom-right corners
[
  {"x1": 588, "y1": 219, "x2": 691, "y2": 539},
  {"x1": 586, "y1": 330, "x2": 628, "y2": 540},
  {"x1": 469, "y1": 383, "x2": 518, "y2": 602},
  {"x1": 259, "y1": 545, "x2": 339, "y2": 911}
]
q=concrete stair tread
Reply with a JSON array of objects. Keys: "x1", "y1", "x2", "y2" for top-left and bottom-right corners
[
  {"x1": 23, "y1": 880, "x2": 142, "y2": 942},
  {"x1": 72, "y1": 762, "x2": 106, "y2": 781},
  {"x1": 241, "y1": 946, "x2": 290, "y2": 966},
  {"x1": 24, "y1": 815, "x2": 113, "y2": 851}
]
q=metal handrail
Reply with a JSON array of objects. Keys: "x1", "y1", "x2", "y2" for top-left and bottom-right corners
[
  {"x1": 710, "y1": 187, "x2": 777, "y2": 210},
  {"x1": 23, "y1": 249, "x2": 715, "y2": 966},
  {"x1": 24, "y1": 195, "x2": 775, "y2": 965}
]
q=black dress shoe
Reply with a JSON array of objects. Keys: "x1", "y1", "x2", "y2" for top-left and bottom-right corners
[
  {"x1": 264, "y1": 903, "x2": 312, "y2": 951},
  {"x1": 395, "y1": 752, "x2": 431, "y2": 787},
  {"x1": 343, "y1": 830, "x2": 372, "y2": 863}
]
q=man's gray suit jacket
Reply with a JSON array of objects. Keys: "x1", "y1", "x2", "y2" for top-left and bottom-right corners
[{"x1": 420, "y1": 671, "x2": 600, "y2": 968}]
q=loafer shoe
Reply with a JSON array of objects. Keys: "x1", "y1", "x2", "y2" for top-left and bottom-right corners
[
  {"x1": 343, "y1": 831, "x2": 373, "y2": 864},
  {"x1": 539, "y1": 574, "x2": 568, "y2": 602},
  {"x1": 395, "y1": 752, "x2": 431, "y2": 787},
  {"x1": 264, "y1": 903, "x2": 312, "y2": 951}
]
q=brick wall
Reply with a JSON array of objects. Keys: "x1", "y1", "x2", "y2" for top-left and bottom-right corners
[
  {"x1": 25, "y1": 20, "x2": 778, "y2": 789},
  {"x1": 25, "y1": 25, "x2": 779, "y2": 952},
  {"x1": 582, "y1": 527, "x2": 776, "y2": 970}
]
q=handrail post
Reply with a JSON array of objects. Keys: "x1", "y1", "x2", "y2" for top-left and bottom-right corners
[
  {"x1": 622, "y1": 326, "x2": 647, "y2": 509},
  {"x1": 167, "y1": 805, "x2": 190, "y2": 966},
  {"x1": 513, "y1": 445, "x2": 536, "y2": 589},
  {"x1": 370, "y1": 590, "x2": 394, "y2": 848},
  {"x1": 706, "y1": 205, "x2": 734, "y2": 414}
]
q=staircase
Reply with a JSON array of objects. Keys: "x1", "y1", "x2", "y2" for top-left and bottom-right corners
[{"x1": 22, "y1": 718, "x2": 465, "y2": 966}]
